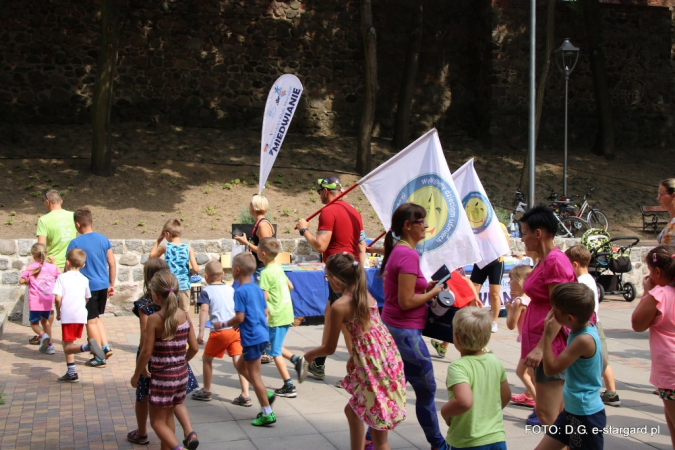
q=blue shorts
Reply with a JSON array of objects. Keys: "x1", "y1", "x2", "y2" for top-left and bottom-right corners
[
  {"x1": 267, "y1": 325, "x2": 290, "y2": 357},
  {"x1": 451, "y1": 442, "x2": 506, "y2": 450},
  {"x1": 29, "y1": 310, "x2": 51, "y2": 323},
  {"x1": 243, "y1": 342, "x2": 269, "y2": 361},
  {"x1": 547, "y1": 408, "x2": 606, "y2": 450}
]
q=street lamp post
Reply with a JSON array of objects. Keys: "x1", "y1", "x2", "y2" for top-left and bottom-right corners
[{"x1": 554, "y1": 38, "x2": 580, "y2": 198}]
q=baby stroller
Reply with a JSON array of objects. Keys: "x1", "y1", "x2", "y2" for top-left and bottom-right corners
[{"x1": 581, "y1": 229, "x2": 640, "y2": 302}]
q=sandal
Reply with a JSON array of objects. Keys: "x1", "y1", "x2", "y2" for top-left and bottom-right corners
[
  {"x1": 183, "y1": 431, "x2": 199, "y2": 450},
  {"x1": 261, "y1": 354, "x2": 273, "y2": 364},
  {"x1": 232, "y1": 394, "x2": 252, "y2": 407},
  {"x1": 191, "y1": 388, "x2": 212, "y2": 402},
  {"x1": 127, "y1": 429, "x2": 149, "y2": 445},
  {"x1": 29, "y1": 335, "x2": 40, "y2": 345}
]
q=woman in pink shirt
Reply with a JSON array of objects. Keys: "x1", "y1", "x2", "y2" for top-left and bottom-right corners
[
  {"x1": 519, "y1": 206, "x2": 576, "y2": 426},
  {"x1": 380, "y1": 203, "x2": 447, "y2": 450},
  {"x1": 631, "y1": 245, "x2": 675, "y2": 449}
]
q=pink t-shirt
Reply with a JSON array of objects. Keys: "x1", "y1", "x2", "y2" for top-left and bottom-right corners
[
  {"x1": 648, "y1": 285, "x2": 675, "y2": 388},
  {"x1": 514, "y1": 296, "x2": 531, "y2": 343},
  {"x1": 20, "y1": 262, "x2": 59, "y2": 311},
  {"x1": 382, "y1": 245, "x2": 429, "y2": 330},
  {"x1": 521, "y1": 248, "x2": 576, "y2": 359}
]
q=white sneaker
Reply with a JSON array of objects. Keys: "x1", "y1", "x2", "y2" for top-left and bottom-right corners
[
  {"x1": 39, "y1": 333, "x2": 50, "y2": 354},
  {"x1": 491, "y1": 322, "x2": 498, "y2": 333},
  {"x1": 46, "y1": 345, "x2": 55, "y2": 355}
]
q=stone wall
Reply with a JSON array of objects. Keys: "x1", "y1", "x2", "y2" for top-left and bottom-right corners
[
  {"x1": 0, "y1": 237, "x2": 321, "y2": 321},
  {"x1": 489, "y1": 0, "x2": 675, "y2": 147},
  {"x1": 1, "y1": 237, "x2": 651, "y2": 325}
]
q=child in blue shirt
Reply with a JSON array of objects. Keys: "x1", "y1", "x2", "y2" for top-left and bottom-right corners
[
  {"x1": 537, "y1": 283, "x2": 606, "y2": 450},
  {"x1": 218, "y1": 253, "x2": 277, "y2": 427},
  {"x1": 149, "y1": 218, "x2": 199, "y2": 312}
]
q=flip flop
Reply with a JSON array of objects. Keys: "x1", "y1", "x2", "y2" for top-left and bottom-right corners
[
  {"x1": 183, "y1": 431, "x2": 199, "y2": 450},
  {"x1": 29, "y1": 335, "x2": 40, "y2": 345}
]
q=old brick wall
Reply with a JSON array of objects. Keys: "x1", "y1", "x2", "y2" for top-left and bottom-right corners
[{"x1": 490, "y1": 0, "x2": 675, "y2": 147}]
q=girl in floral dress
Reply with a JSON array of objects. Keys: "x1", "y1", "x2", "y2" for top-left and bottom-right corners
[{"x1": 304, "y1": 252, "x2": 406, "y2": 450}]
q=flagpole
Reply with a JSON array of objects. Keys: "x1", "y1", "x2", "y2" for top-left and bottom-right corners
[
  {"x1": 302, "y1": 182, "x2": 360, "y2": 224},
  {"x1": 368, "y1": 231, "x2": 386, "y2": 246}
]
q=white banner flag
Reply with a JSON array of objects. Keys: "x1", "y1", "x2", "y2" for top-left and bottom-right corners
[
  {"x1": 359, "y1": 129, "x2": 480, "y2": 277},
  {"x1": 453, "y1": 158, "x2": 510, "y2": 269},
  {"x1": 259, "y1": 74, "x2": 303, "y2": 193}
]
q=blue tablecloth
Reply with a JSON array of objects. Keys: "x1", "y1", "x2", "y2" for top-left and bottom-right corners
[{"x1": 286, "y1": 267, "x2": 384, "y2": 317}]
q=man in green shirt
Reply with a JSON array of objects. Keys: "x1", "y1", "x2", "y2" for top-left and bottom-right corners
[{"x1": 36, "y1": 190, "x2": 77, "y2": 270}]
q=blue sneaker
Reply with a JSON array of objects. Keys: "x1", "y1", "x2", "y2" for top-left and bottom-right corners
[{"x1": 526, "y1": 410, "x2": 541, "y2": 426}]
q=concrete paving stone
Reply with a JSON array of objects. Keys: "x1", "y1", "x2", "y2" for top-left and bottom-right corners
[
  {"x1": 182, "y1": 418, "x2": 248, "y2": 444},
  {"x1": 252, "y1": 433, "x2": 338, "y2": 449}
]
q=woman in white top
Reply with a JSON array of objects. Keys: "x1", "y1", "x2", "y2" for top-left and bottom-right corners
[{"x1": 656, "y1": 178, "x2": 675, "y2": 245}]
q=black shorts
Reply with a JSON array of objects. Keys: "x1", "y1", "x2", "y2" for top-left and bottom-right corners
[
  {"x1": 86, "y1": 289, "x2": 108, "y2": 320},
  {"x1": 328, "y1": 282, "x2": 340, "y2": 306},
  {"x1": 547, "y1": 409, "x2": 606, "y2": 449},
  {"x1": 470, "y1": 259, "x2": 504, "y2": 286}
]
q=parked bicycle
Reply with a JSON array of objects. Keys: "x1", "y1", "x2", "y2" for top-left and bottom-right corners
[
  {"x1": 507, "y1": 188, "x2": 591, "y2": 239},
  {"x1": 547, "y1": 188, "x2": 609, "y2": 231}
]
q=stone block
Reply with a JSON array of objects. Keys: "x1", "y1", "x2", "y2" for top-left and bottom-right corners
[
  {"x1": 119, "y1": 254, "x2": 140, "y2": 266},
  {"x1": 143, "y1": 240, "x2": 156, "y2": 253},
  {"x1": 2, "y1": 271, "x2": 19, "y2": 284},
  {"x1": 140, "y1": 253, "x2": 149, "y2": 264},
  {"x1": 18, "y1": 239, "x2": 34, "y2": 256},
  {"x1": 133, "y1": 268, "x2": 144, "y2": 282},
  {"x1": 111, "y1": 240, "x2": 125, "y2": 254},
  {"x1": 196, "y1": 253, "x2": 209, "y2": 265},
  {"x1": 204, "y1": 240, "x2": 222, "y2": 253},
  {"x1": 0, "y1": 258, "x2": 8, "y2": 270},
  {"x1": 190, "y1": 240, "x2": 206, "y2": 253},
  {"x1": 221, "y1": 239, "x2": 234, "y2": 252},
  {"x1": 0, "y1": 241, "x2": 17, "y2": 256},
  {"x1": 303, "y1": 254, "x2": 321, "y2": 262},
  {"x1": 117, "y1": 268, "x2": 131, "y2": 282},
  {"x1": 281, "y1": 240, "x2": 297, "y2": 253},
  {"x1": 127, "y1": 240, "x2": 144, "y2": 253},
  {"x1": 12, "y1": 260, "x2": 25, "y2": 271},
  {"x1": 296, "y1": 240, "x2": 313, "y2": 255}
]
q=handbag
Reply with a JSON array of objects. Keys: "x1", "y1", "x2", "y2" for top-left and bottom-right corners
[{"x1": 422, "y1": 306, "x2": 460, "y2": 342}]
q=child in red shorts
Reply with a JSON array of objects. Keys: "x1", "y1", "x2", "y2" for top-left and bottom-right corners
[
  {"x1": 53, "y1": 249, "x2": 106, "y2": 382},
  {"x1": 192, "y1": 260, "x2": 250, "y2": 405}
]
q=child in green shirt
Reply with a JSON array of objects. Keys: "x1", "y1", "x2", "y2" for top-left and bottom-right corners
[
  {"x1": 258, "y1": 237, "x2": 297, "y2": 398},
  {"x1": 441, "y1": 307, "x2": 511, "y2": 449}
]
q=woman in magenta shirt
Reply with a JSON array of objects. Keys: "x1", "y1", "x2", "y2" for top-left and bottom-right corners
[
  {"x1": 380, "y1": 203, "x2": 447, "y2": 450},
  {"x1": 519, "y1": 206, "x2": 576, "y2": 426}
]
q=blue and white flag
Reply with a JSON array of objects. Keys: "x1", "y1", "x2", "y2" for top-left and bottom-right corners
[
  {"x1": 453, "y1": 158, "x2": 510, "y2": 269},
  {"x1": 358, "y1": 129, "x2": 480, "y2": 276},
  {"x1": 259, "y1": 74, "x2": 303, "y2": 194}
]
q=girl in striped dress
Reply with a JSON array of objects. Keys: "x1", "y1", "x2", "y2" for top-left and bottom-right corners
[{"x1": 131, "y1": 270, "x2": 199, "y2": 450}]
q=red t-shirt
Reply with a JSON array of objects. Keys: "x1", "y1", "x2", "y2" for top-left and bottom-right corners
[
  {"x1": 318, "y1": 200, "x2": 364, "y2": 262},
  {"x1": 447, "y1": 271, "x2": 476, "y2": 309}
]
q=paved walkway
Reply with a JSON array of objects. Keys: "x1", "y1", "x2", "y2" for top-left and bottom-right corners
[{"x1": 0, "y1": 295, "x2": 670, "y2": 449}]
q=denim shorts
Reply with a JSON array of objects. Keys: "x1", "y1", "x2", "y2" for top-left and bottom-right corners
[
  {"x1": 547, "y1": 409, "x2": 606, "y2": 449},
  {"x1": 29, "y1": 310, "x2": 51, "y2": 323},
  {"x1": 243, "y1": 342, "x2": 269, "y2": 361},
  {"x1": 267, "y1": 325, "x2": 290, "y2": 357}
]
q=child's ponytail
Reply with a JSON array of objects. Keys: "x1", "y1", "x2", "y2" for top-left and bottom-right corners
[
  {"x1": 326, "y1": 252, "x2": 371, "y2": 330},
  {"x1": 149, "y1": 269, "x2": 181, "y2": 340},
  {"x1": 30, "y1": 243, "x2": 47, "y2": 278},
  {"x1": 646, "y1": 245, "x2": 675, "y2": 281}
]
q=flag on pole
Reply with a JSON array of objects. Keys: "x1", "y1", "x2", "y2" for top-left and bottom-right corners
[
  {"x1": 453, "y1": 158, "x2": 510, "y2": 269},
  {"x1": 358, "y1": 129, "x2": 480, "y2": 276},
  {"x1": 259, "y1": 74, "x2": 303, "y2": 194}
]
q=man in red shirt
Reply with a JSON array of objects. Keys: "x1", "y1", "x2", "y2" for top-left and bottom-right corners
[{"x1": 296, "y1": 176, "x2": 366, "y2": 379}]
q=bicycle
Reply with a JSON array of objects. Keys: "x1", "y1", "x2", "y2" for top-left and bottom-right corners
[
  {"x1": 547, "y1": 188, "x2": 609, "y2": 231},
  {"x1": 507, "y1": 188, "x2": 591, "y2": 239}
]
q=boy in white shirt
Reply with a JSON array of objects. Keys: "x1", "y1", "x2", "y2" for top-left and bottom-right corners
[
  {"x1": 53, "y1": 249, "x2": 106, "y2": 383},
  {"x1": 192, "y1": 260, "x2": 250, "y2": 405},
  {"x1": 565, "y1": 245, "x2": 620, "y2": 406}
]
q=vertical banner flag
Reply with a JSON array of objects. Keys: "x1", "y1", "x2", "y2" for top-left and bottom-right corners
[
  {"x1": 358, "y1": 129, "x2": 480, "y2": 276},
  {"x1": 259, "y1": 74, "x2": 303, "y2": 193},
  {"x1": 453, "y1": 158, "x2": 510, "y2": 269}
]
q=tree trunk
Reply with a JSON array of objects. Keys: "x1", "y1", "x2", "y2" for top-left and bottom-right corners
[
  {"x1": 580, "y1": 0, "x2": 615, "y2": 157},
  {"x1": 519, "y1": 0, "x2": 556, "y2": 192},
  {"x1": 356, "y1": 0, "x2": 378, "y2": 175},
  {"x1": 91, "y1": 0, "x2": 119, "y2": 177},
  {"x1": 393, "y1": 4, "x2": 423, "y2": 150}
]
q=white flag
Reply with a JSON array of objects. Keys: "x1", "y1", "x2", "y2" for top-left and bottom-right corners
[
  {"x1": 259, "y1": 74, "x2": 303, "y2": 194},
  {"x1": 359, "y1": 129, "x2": 480, "y2": 277},
  {"x1": 453, "y1": 158, "x2": 510, "y2": 269}
]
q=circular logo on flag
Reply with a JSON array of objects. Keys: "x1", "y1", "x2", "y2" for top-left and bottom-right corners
[
  {"x1": 462, "y1": 191, "x2": 493, "y2": 233},
  {"x1": 392, "y1": 174, "x2": 461, "y2": 253}
]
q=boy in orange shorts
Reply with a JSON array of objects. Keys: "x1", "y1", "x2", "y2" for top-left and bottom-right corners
[
  {"x1": 53, "y1": 248, "x2": 107, "y2": 383},
  {"x1": 193, "y1": 260, "x2": 250, "y2": 405}
]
